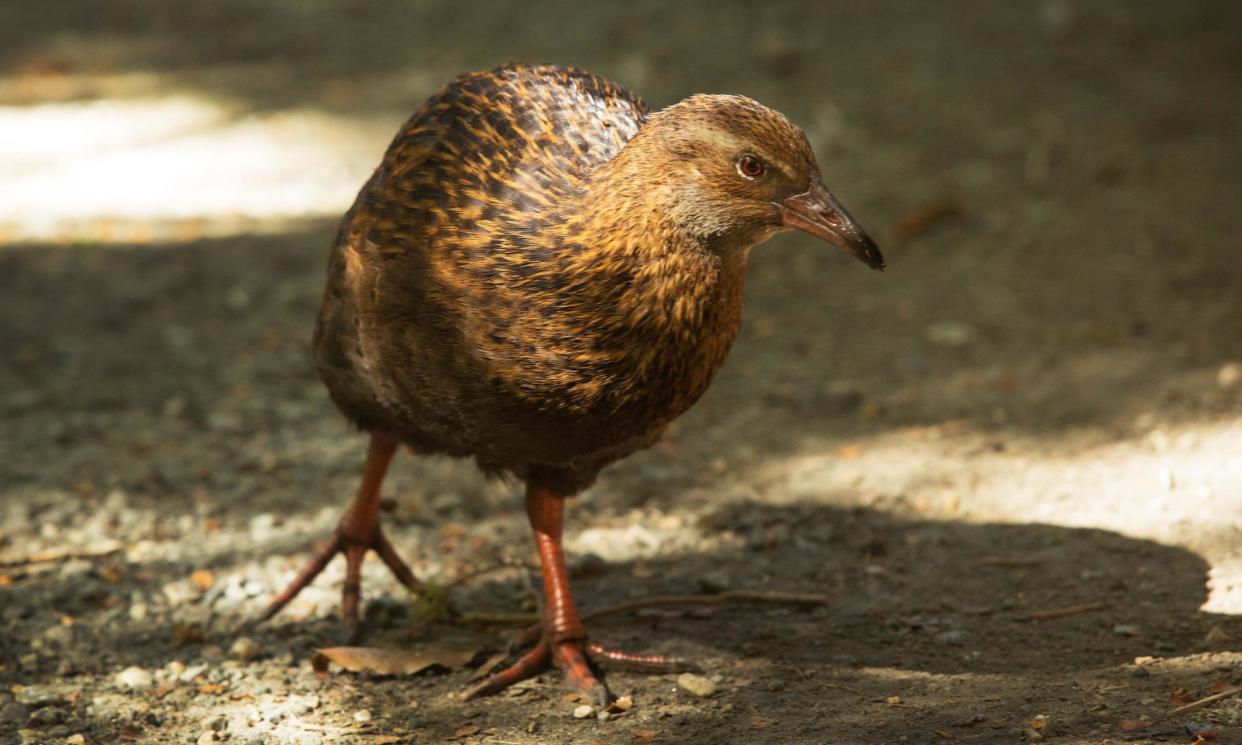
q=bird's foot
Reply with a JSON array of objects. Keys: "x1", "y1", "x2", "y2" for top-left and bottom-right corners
[
  {"x1": 461, "y1": 631, "x2": 698, "y2": 706},
  {"x1": 255, "y1": 520, "x2": 421, "y2": 638}
]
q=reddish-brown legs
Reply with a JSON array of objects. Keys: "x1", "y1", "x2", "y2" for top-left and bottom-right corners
[
  {"x1": 257, "y1": 433, "x2": 421, "y2": 634},
  {"x1": 463, "y1": 482, "x2": 694, "y2": 705}
]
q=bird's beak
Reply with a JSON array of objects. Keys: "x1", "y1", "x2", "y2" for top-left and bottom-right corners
[{"x1": 779, "y1": 180, "x2": 885, "y2": 271}]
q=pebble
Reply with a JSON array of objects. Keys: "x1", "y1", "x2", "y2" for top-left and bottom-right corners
[
  {"x1": 128, "y1": 602, "x2": 149, "y2": 621},
  {"x1": 14, "y1": 686, "x2": 64, "y2": 707},
  {"x1": 115, "y1": 666, "x2": 154, "y2": 690},
  {"x1": 0, "y1": 701, "x2": 31, "y2": 728},
  {"x1": 569, "y1": 552, "x2": 607, "y2": 578},
  {"x1": 287, "y1": 694, "x2": 320, "y2": 714},
  {"x1": 1205, "y1": 626, "x2": 1231, "y2": 646},
  {"x1": 29, "y1": 706, "x2": 66, "y2": 726},
  {"x1": 677, "y1": 672, "x2": 718, "y2": 698},
  {"x1": 697, "y1": 568, "x2": 732, "y2": 594},
  {"x1": 925, "y1": 321, "x2": 977, "y2": 348},
  {"x1": 197, "y1": 733, "x2": 219, "y2": 745},
  {"x1": 162, "y1": 579, "x2": 200, "y2": 607},
  {"x1": 934, "y1": 629, "x2": 966, "y2": 645},
  {"x1": 572, "y1": 704, "x2": 594, "y2": 719},
  {"x1": 229, "y1": 637, "x2": 261, "y2": 662},
  {"x1": 179, "y1": 664, "x2": 209, "y2": 683},
  {"x1": 66, "y1": 735, "x2": 87, "y2": 745},
  {"x1": 353, "y1": 709, "x2": 372, "y2": 722},
  {"x1": 1218, "y1": 362, "x2": 1242, "y2": 389}
]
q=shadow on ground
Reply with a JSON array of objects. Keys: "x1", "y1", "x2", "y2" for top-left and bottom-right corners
[{"x1": 2, "y1": 498, "x2": 1238, "y2": 744}]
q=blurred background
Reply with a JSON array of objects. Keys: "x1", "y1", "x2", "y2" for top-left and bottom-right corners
[{"x1": 1, "y1": 2, "x2": 1240, "y2": 744}]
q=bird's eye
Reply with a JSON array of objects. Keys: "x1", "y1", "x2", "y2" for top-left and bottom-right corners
[{"x1": 736, "y1": 155, "x2": 766, "y2": 180}]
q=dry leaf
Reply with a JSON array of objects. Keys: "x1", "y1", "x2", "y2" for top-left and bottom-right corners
[
  {"x1": 171, "y1": 623, "x2": 206, "y2": 645},
  {"x1": 609, "y1": 694, "x2": 634, "y2": 713},
  {"x1": 1170, "y1": 687, "x2": 1194, "y2": 705},
  {"x1": 453, "y1": 724, "x2": 481, "y2": 738},
  {"x1": 190, "y1": 569, "x2": 215, "y2": 591},
  {"x1": 835, "y1": 443, "x2": 864, "y2": 459},
  {"x1": 198, "y1": 684, "x2": 225, "y2": 695},
  {"x1": 314, "y1": 646, "x2": 476, "y2": 675},
  {"x1": 1119, "y1": 720, "x2": 1151, "y2": 731},
  {"x1": 1211, "y1": 679, "x2": 1232, "y2": 693},
  {"x1": 631, "y1": 728, "x2": 657, "y2": 742},
  {"x1": 893, "y1": 198, "x2": 964, "y2": 242},
  {"x1": 751, "y1": 718, "x2": 775, "y2": 729}
]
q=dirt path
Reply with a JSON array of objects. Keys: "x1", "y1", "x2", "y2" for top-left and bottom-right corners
[{"x1": 2, "y1": 3, "x2": 1240, "y2": 744}]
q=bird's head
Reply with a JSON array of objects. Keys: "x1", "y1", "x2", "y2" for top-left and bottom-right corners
[{"x1": 627, "y1": 94, "x2": 884, "y2": 270}]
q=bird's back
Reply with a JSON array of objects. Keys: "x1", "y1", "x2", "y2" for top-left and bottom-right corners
[{"x1": 365, "y1": 64, "x2": 647, "y2": 229}]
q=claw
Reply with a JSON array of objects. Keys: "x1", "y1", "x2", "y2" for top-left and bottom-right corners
[{"x1": 254, "y1": 434, "x2": 421, "y2": 632}]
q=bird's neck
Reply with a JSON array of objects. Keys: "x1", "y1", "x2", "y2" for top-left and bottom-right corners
[{"x1": 548, "y1": 163, "x2": 750, "y2": 417}]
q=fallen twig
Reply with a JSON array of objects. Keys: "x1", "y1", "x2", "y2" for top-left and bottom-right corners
[
  {"x1": 0, "y1": 543, "x2": 124, "y2": 568},
  {"x1": 1167, "y1": 685, "x2": 1242, "y2": 717},
  {"x1": 1026, "y1": 601, "x2": 1108, "y2": 621},
  {"x1": 977, "y1": 556, "x2": 1043, "y2": 568},
  {"x1": 584, "y1": 590, "x2": 832, "y2": 621},
  {"x1": 460, "y1": 590, "x2": 832, "y2": 626}
]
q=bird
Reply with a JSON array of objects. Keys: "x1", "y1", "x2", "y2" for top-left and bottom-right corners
[{"x1": 258, "y1": 62, "x2": 883, "y2": 705}]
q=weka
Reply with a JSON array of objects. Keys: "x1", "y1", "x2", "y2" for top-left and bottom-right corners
[{"x1": 261, "y1": 63, "x2": 883, "y2": 704}]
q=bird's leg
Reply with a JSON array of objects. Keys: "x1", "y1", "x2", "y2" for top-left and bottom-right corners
[
  {"x1": 463, "y1": 482, "x2": 693, "y2": 705},
  {"x1": 257, "y1": 433, "x2": 422, "y2": 634}
]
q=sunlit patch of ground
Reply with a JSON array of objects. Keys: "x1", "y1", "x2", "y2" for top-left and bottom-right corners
[
  {"x1": 0, "y1": 91, "x2": 399, "y2": 244},
  {"x1": 747, "y1": 417, "x2": 1242, "y2": 615}
]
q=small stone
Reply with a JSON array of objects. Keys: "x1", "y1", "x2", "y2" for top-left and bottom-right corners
[
  {"x1": 66, "y1": 735, "x2": 87, "y2": 745},
  {"x1": 287, "y1": 694, "x2": 320, "y2": 714},
  {"x1": 1205, "y1": 626, "x2": 1231, "y2": 646},
  {"x1": 128, "y1": 602, "x2": 149, "y2": 621},
  {"x1": 925, "y1": 321, "x2": 977, "y2": 348},
  {"x1": 934, "y1": 629, "x2": 966, "y2": 645},
  {"x1": 115, "y1": 666, "x2": 154, "y2": 690},
  {"x1": 353, "y1": 709, "x2": 372, "y2": 722},
  {"x1": 14, "y1": 686, "x2": 64, "y2": 707},
  {"x1": 229, "y1": 637, "x2": 261, "y2": 662},
  {"x1": 179, "y1": 664, "x2": 208, "y2": 683},
  {"x1": 569, "y1": 552, "x2": 607, "y2": 578},
  {"x1": 677, "y1": 672, "x2": 718, "y2": 697},
  {"x1": 29, "y1": 706, "x2": 66, "y2": 726},
  {"x1": 1112, "y1": 624, "x2": 1139, "y2": 637},
  {"x1": 0, "y1": 702, "x2": 31, "y2": 728},
  {"x1": 597, "y1": 710, "x2": 612, "y2": 721},
  {"x1": 572, "y1": 704, "x2": 594, "y2": 719},
  {"x1": 1217, "y1": 362, "x2": 1242, "y2": 389},
  {"x1": 162, "y1": 579, "x2": 200, "y2": 607},
  {"x1": 197, "y1": 733, "x2": 218, "y2": 745},
  {"x1": 697, "y1": 569, "x2": 731, "y2": 594}
]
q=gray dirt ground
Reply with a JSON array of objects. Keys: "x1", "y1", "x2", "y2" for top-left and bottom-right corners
[{"x1": 2, "y1": 2, "x2": 1242, "y2": 744}]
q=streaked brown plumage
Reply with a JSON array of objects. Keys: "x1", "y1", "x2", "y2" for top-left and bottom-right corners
[{"x1": 261, "y1": 63, "x2": 883, "y2": 704}]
